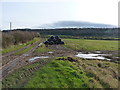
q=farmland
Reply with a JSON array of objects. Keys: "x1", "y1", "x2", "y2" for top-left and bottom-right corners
[
  {"x1": 1, "y1": 29, "x2": 119, "y2": 89},
  {"x1": 1, "y1": 0, "x2": 120, "y2": 88},
  {"x1": 1, "y1": 33, "x2": 119, "y2": 88},
  {"x1": 63, "y1": 39, "x2": 118, "y2": 51}
]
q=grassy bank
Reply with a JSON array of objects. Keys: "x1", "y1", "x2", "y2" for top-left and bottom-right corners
[
  {"x1": 63, "y1": 39, "x2": 118, "y2": 51},
  {"x1": 1, "y1": 38, "x2": 40, "y2": 54},
  {"x1": 24, "y1": 60, "x2": 90, "y2": 88},
  {"x1": 24, "y1": 57, "x2": 118, "y2": 88}
]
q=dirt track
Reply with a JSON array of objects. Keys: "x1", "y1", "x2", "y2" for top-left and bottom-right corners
[
  {"x1": 33, "y1": 45, "x2": 76, "y2": 58},
  {"x1": 2, "y1": 41, "x2": 39, "y2": 65},
  {"x1": 1, "y1": 41, "x2": 42, "y2": 79}
]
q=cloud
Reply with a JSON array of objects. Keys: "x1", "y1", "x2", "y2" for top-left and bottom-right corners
[{"x1": 37, "y1": 21, "x2": 117, "y2": 29}]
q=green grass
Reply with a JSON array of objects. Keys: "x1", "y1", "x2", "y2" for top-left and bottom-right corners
[
  {"x1": 24, "y1": 58, "x2": 94, "y2": 88},
  {"x1": 1, "y1": 38, "x2": 40, "y2": 54},
  {"x1": 1, "y1": 44, "x2": 25, "y2": 54},
  {"x1": 35, "y1": 44, "x2": 52, "y2": 53},
  {"x1": 14, "y1": 44, "x2": 36, "y2": 55},
  {"x1": 63, "y1": 39, "x2": 118, "y2": 51},
  {"x1": 23, "y1": 38, "x2": 40, "y2": 46}
]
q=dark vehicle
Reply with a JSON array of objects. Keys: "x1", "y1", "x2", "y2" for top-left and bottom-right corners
[{"x1": 44, "y1": 36, "x2": 64, "y2": 46}]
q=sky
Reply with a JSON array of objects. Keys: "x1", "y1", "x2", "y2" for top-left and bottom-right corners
[{"x1": 0, "y1": 0, "x2": 119, "y2": 30}]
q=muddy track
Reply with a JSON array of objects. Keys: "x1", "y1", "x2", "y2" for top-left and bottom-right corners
[
  {"x1": 2, "y1": 44, "x2": 75, "y2": 77},
  {"x1": 1, "y1": 43, "x2": 71, "y2": 80},
  {"x1": 33, "y1": 45, "x2": 76, "y2": 59},
  {"x1": 2, "y1": 44, "x2": 76, "y2": 88},
  {"x1": 2, "y1": 41, "x2": 41, "y2": 66},
  {"x1": 1, "y1": 42, "x2": 43, "y2": 79}
]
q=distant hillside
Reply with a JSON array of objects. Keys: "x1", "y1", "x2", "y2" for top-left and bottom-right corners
[{"x1": 37, "y1": 21, "x2": 117, "y2": 29}]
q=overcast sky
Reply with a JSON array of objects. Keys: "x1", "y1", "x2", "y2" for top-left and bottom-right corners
[{"x1": 0, "y1": 0, "x2": 119, "y2": 30}]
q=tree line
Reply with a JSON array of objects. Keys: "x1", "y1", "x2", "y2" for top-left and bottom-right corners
[
  {"x1": 8, "y1": 28, "x2": 119, "y2": 39},
  {"x1": 2, "y1": 28, "x2": 119, "y2": 40}
]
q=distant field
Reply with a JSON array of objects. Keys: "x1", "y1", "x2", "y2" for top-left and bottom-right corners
[{"x1": 63, "y1": 39, "x2": 118, "y2": 51}]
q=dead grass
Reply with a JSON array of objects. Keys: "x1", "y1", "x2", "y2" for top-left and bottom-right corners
[{"x1": 74, "y1": 57, "x2": 119, "y2": 88}]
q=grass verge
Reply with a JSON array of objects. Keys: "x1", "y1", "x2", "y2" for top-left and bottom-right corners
[
  {"x1": 13, "y1": 44, "x2": 36, "y2": 55},
  {"x1": 1, "y1": 38, "x2": 40, "y2": 54}
]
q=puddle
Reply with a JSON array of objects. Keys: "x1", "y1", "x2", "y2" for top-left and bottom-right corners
[
  {"x1": 29, "y1": 56, "x2": 49, "y2": 61},
  {"x1": 23, "y1": 54, "x2": 29, "y2": 56},
  {"x1": 39, "y1": 56, "x2": 49, "y2": 58},
  {"x1": 38, "y1": 43, "x2": 43, "y2": 46},
  {"x1": 75, "y1": 52, "x2": 111, "y2": 60},
  {"x1": 48, "y1": 52, "x2": 53, "y2": 54},
  {"x1": 95, "y1": 51, "x2": 101, "y2": 53}
]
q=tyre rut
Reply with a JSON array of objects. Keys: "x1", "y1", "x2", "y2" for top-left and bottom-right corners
[{"x1": 1, "y1": 41, "x2": 42, "y2": 79}]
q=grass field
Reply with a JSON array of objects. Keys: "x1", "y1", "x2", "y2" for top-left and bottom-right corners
[{"x1": 63, "y1": 39, "x2": 118, "y2": 51}]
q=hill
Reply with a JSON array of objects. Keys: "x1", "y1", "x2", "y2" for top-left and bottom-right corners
[{"x1": 37, "y1": 21, "x2": 117, "y2": 29}]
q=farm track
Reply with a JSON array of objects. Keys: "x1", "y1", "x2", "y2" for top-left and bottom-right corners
[
  {"x1": 2, "y1": 41, "x2": 40, "y2": 66},
  {"x1": 1, "y1": 44, "x2": 76, "y2": 79},
  {"x1": 1, "y1": 41, "x2": 42, "y2": 79},
  {"x1": 32, "y1": 45, "x2": 76, "y2": 59}
]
